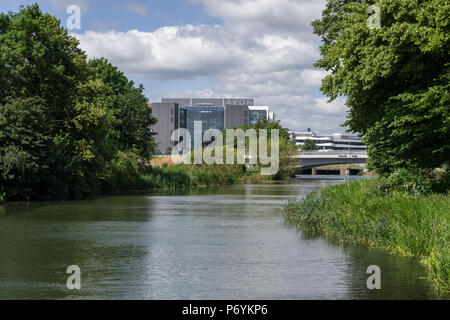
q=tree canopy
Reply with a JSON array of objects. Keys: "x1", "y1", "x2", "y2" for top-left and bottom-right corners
[
  {"x1": 313, "y1": 0, "x2": 449, "y2": 176},
  {"x1": 0, "y1": 4, "x2": 156, "y2": 200},
  {"x1": 302, "y1": 139, "x2": 317, "y2": 151}
]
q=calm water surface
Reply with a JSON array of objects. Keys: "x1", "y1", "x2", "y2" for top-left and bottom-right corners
[{"x1": 0, "y1": 180, "x2": 446, "y2": 299}]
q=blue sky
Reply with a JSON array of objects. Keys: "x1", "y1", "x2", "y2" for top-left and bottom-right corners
[
  {"x1": 1, "y1": 0, "x2": 349, "y2": 132},
  {"x1": 0, "y1": 0, "x2": 222, "y2": 30}
]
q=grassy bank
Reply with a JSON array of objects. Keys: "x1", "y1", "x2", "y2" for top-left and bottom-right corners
[
  {"x1": 282, "y1": 179, "x2": 449, "y2": 292},
  {"x1": 136, "y1": 164, "x2": 264, "y2": 190},
  {"x1": 100, "y1": 150, "x2": 269, "y2": 194},
  {"x1": 97, "y1": 149, "x2": 275, "y2": 195}
]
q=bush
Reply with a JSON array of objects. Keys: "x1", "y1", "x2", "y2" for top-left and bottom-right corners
[
  {"x1": 103, "y1": 150, "x2": 142, "y2": 192},
  {"x1": 385, "y1": 168, "x2": 434, "y2": 194},
  {"x1": 432, "y1": 166, "x2": 450, "y2": 194},
  {"x1": 384, "y1": 167, "x2": 450, "y2": 195}
]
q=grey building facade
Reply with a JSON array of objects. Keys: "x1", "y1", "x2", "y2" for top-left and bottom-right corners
[
  {"x1": 150, "y1": 102, "x2": 179, "y2": 154},
  {"x1": 151, "y1": 98, "x2": 275, "y2": 154}
]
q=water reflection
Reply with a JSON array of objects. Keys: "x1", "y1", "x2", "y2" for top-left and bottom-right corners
[{"x1": 0, "y1": 182, "x2": 446, "y2": 299}]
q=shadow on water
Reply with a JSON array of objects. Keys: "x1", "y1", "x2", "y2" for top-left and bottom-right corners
[{"x1": 0, "y1": 181, "x2": 447, "y2": 299}]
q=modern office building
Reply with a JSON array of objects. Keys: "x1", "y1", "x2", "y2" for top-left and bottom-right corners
[
  {"x1": 289, "y1": 129, "x2": 366, "y2": 152},
  {"x1": 247, "y1": 106, "x2": 276, "y2": 125},
  {"x1": 150, "y1": 98, "x2": 276, "y2": 154},
  {"x1": 249, "y1": 106, "x2": 270, "y2": 125}
]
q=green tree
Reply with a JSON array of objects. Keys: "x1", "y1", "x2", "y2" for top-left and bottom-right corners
[
  {"x1": 240, "y1": 118, "x2": 291, "y2": 142},
  {"x1": 0, "y1": 98, "x2": 53, "y2": 199},
  {"x1": 0, "y1": 4, "x2": 85, "y2": 120},
  {"x1": 313, "y1": 0, "x2": 449, "y2": 176},
  {"x1": 87, "y1": 58, "x2": 157, "y2": 159},
  {"x1": 0, "y1": 5, "x2": 157, "y2": 200},
  {"x1": 223, "y1": 118, "x2": 298, "y2": 179},
  {"x1": 274, "y1": 138, "x2": 299, "y2": 180},
  {"x1": 302, "y1": 139, "x2": 317, "y2": 151},
  {"x1": 64, "y1": 79, "x2": 118, "y2": 197}
]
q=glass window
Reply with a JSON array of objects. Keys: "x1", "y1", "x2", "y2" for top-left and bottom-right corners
[
  {"x1": 185, "y1": 106, "x2": 224, "y2": 149},
  {"x1": 180, "y1": 107, "x2": 186, "y2": 128},
  {"x1": 249, "y1": 110, "x2": 267, "y2": 125}
]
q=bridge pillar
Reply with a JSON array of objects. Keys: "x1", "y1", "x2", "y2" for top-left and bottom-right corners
[
  {"x1": 340, "y1": 168, "x2": 351, "y2": 176},
  {"x1": 311, "y1": 168, "x2": 317, "y2": 175}
]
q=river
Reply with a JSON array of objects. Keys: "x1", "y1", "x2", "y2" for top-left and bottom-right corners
[{"x1": 0, "y1": 180, "x2": 445, "y2": 299}]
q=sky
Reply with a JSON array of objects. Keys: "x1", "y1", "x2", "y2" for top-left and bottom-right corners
[{"x1": 1, "y1": 0, "x2": 350, "y2": 132}]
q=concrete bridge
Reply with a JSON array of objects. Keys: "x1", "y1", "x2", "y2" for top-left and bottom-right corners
[
  {"x1": 295, "y1": 151, "x2": 368, "y2": 169},
  {"x1": 154, "y1": 151, "x2": 368, "y2": 171}
]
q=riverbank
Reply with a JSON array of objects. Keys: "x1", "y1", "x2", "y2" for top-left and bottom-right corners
[
  {"x1": 101, "y1": 160, "x2": 271, "y2": 195},
  {"x1": 282, "y1": 179, "x2": 449, "y2": 292},
  {"x1": 0, "y1": 161, "x2": 272, "y2": 203}
]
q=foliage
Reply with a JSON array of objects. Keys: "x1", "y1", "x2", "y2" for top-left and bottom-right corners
[
  {"x1": 87, "y1": 58, "x2": 157, "y2": 159},
  {"x1": 235, "y1": 118, "x2": 292, "y2": 142},
  {"x1": 432, "y1": 166, "x2": 450, "y2": 194},
  {"x1": 313, "y1": 0, "x2": 450, "y2": 176},
  {"x1": 139, "y1": 164, "x2": 247, "y2": 191},
  {"x1": 103, "y1": 150, "x2": 142, "y2": 192},
  {"x1": 385, "y1": 167, "x2": 434, "y2": 194},
  {"x1": 274, "y1": 138, "x2": 298, "y2": 180},
  {"x1": 222, "y1": 117, "x2": 298, "y2": 179},
  {"x1": 283, "y1": 179, "x2": 450, "y2": 292},
  {"x1": 0, "y1": 5, "x2": 157, "y2": 200},
  {"x1": 302, "y1": 139, "x2": 317, "y2": 151},
  {"x1": 0, "y1": 4, "x2": 84, "y2": 114},
  {"x1": 0, "y1": 98, "x2": 54, "y2": 199},
  {"x1": 383, "y1": 166, "x2": 450, "y2": 195}
]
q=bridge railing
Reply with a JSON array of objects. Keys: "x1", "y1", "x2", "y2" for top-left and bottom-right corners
[{"x1": 299, "y1": 151, "x2": 368, "y2": 156}]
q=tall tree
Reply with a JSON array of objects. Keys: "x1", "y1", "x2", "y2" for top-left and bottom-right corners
[
  {"x1": 88, "y1": 58, "x2": 157, "y2": 159},
  {"x1": 0, "y1": 4, "x2": 85, "y2": 122},
  {"x1": 0, "y1": 5, "x2": 157, "y2": 200},
  {"x1": 0, "y1": 98, "x2": 53, "y2": 199},
  {"x1": 302, "y1": 139, "x2": 317, "y2": 151},
  {"x1": 313, "y1": 0, "x2": 449, "y2": 175}
]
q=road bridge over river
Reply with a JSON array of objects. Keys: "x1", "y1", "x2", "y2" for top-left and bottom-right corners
[{"x1": 295, "y1": 151, "x2": 368, "y2": 169}]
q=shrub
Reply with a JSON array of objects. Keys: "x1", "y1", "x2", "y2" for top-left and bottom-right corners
[
  {"x1": 103, "y1": 150, "x2": 142, "y2": 192},
  {"x1": 385, "y1": 168, "x2": 434, "y2": 194},
  {"x1": 432, "y1": 166, "x2": 450, "y2": 194}
]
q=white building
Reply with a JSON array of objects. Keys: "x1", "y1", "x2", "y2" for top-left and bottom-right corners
[
  {"x1": 289, "y1": 130, "x2": 366, "y2": 152},
  {"x1": 248, "y1": 106, "x2": 276, "y2": 125}
]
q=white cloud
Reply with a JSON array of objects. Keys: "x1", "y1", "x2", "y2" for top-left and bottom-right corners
[
  {"x1": 47, "y1": 0, "x2": 91, "y2": 13},
  {"x1": 75, "y1": 25, "x2": 318, "y2": 79},
  {"x1": 74, "y1": 0, "x2": 349, "y2": 132},
  {"x1": 126, "y1": 2, "x2": 149, "y2": 16},
  {"x1": 191, "y1": 0, "x2": 324, "y2": 38}
]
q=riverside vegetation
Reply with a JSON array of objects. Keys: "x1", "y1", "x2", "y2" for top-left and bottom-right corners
[
  {"x1": 0, "y1": 5, "x2": 156, "y2": 201},
  {"x1": 0, "y1": 5, "x2": 297, "y2": 202},
  {"x1": 102, "y1": 118, "x2": 299, "y2": 194},
  {"x1": 284, "y1": 0, "x2": 449, "y2": 293},
  {"x1": 283, "y1": 177, "x2": 450, "y2": 292}
]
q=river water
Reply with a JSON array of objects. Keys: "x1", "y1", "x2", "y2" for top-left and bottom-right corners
[{"x1": 0, "y1": 180, "x2": 446, "y2": 299}]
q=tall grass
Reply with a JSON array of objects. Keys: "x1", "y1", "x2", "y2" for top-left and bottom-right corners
[
  {"x1": 137, "y1": 163, "x2": 249, "y2": 190},
  {"x1": 282, "y1": 179, "x2": 450, "y2": 292},
  {"x1": 101, "y1": 149, "x2": 271, "y2": 193}
]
